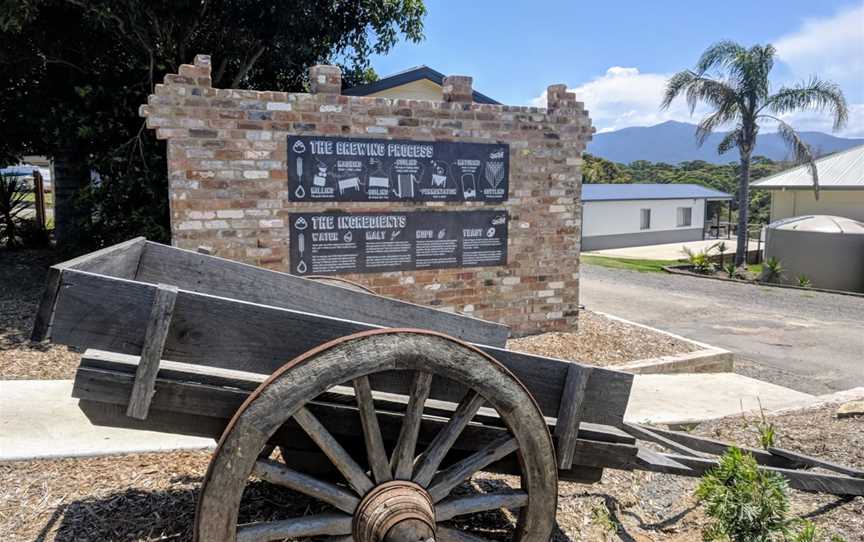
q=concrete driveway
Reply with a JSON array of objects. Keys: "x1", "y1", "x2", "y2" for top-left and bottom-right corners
[
  {"x1": 584, "y1": 238, "x2": 758, "y2": 261},
  {"x1": 580, "y1": 264, "x2": 864, "y2": 395}
]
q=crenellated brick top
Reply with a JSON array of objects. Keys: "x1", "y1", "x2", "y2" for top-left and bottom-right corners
[{"x1": 141, "y1": 55, "x2": 594, "y2": 336}]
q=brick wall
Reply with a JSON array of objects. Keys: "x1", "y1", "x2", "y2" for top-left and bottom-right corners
[{"x1": 141, "y1": 55, "x2": 593, "y2": 336}]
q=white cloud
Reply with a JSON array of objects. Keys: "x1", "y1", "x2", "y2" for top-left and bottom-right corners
[
  {"x1": 532, "y1": 6, "x2": 864, "y2": 137},
  {"x1": 774, "y1": 5, "x2": 864, "y2": 90},
  {"x1": 530, "y1": 66, "x2": 711, "y2": 133}
]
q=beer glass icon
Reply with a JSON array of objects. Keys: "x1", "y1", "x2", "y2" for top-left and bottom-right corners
[{"x1": 461, "y1": 173, "x2": 476, "y2": 199}]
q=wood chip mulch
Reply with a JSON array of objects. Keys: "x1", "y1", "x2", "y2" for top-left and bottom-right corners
[
  {"x1": 0, "y1": 248, "x2": 81, "y2": 380},
  {"x1": 2, "y1": 405, "x2": 859, "y2": 542},
  {"x1": 507, "y1": 311, "x2": 697, "y2": 367}
]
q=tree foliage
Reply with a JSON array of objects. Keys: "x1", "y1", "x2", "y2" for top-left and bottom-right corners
[
  {"x1": 583, "y1": 153, "x2": 782, "y2": 225},
  {"x1": 0, "y1": 0, "x2": 425, "y2": 248},
  {"x1": 661, "y1": 41, "x2": 847, "y2": 265}
]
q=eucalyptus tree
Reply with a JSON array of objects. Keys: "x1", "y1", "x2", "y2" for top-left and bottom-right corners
[{"x1": 662, "y1": 41, "x2": 847, "y2": 265}]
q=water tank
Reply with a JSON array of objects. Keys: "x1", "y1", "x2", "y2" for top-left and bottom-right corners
[{"x1": 764, "y1": 215, "x2": 864, "y2": 292}]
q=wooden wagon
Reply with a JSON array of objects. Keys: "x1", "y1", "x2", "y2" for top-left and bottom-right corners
[{"x1": 32, "y1": 238, "x2": 864, "y2": 542}]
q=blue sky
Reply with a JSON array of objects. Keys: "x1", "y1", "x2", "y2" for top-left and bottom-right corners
[{"x1": 367, "y1": 0, "x2": 864, "y2": 136}]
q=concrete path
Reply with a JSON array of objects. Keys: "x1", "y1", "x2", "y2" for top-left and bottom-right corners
[
  {"x1": 585, "y1": 238, "x2": 758, "y2": 261},
  {"x1": 0, "y1": 380, "x2": 214, "y2": 462},
  {"x1": 2, "y1": 376, "x2": 821, "y2": 461},
  {"x1": 581, "y1": 263, "x2": 864, "y2": 395},
  {"x1": 624, "y1": 373, "x2": 815, "y2": 426}
]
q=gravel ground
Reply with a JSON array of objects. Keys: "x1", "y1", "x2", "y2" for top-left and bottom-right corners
[
  {"x1": 507, "y1": 311, "x2": 696, "y2": 367},
  {"x1": 0, "y1": 249, "x2": 81, "y2": 380},
  {"x1": 2, "y1": 405, "x2": 860, "y2": 541}
]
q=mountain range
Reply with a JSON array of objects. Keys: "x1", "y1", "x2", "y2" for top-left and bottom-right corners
[{"x1": 588, "y1": 121, "x2": 863, "y2": 164}]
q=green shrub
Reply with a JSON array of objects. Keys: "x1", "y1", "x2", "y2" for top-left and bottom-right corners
[
  {"x1": 683, "y1": 243, "x2": 719, "y2": 274},
  {"x1": 724, "y1": 262, "x2": 738, "y2": 278},
  {"x1": 697, "y1": 447, "x2": 791, "y2": 542},
  {"x1": 763, "y1": 257, "x2": 784, "y2": 283},
  {"x1": 796, "y1": 275, "x2": 812, "y2": 288}
]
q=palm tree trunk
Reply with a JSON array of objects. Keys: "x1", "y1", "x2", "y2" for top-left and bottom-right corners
[{"x1": 734, "y1": 150, "x2": 752, "y2": 266}]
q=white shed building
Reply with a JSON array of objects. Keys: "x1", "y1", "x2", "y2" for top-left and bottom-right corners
[
  {"x1": 751, "y1": 144, "x2": 864, "y2": 222},
  {"x1": 581, "y1": 184, "x2": 733, "y2": 250}
]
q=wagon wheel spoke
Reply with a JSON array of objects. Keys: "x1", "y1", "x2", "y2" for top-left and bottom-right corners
[
  {"x1": 353, "y1": 376, "x2": 392, "y2": 483},
  {"x1": 293, "y1": 406, "x2": 374, "y2": 495},
  {"x1": 236, "y1": 512, "x2": 353, "y2": 542},
  {"x1": 413, "y1": 390, "x2": 485, "y2": 487},
  {"x1": 390, "y1": 371, "x2": 433, "y2": 479},
  {"x1": 427, "y1": 434, "x2": 519, "y2": 502},
  {"x1": 436, "y1": 490, "x2": 529, "y2": 522},
  {"x1": 253, "y1": 458, "x2": 360, "y2": 514}
]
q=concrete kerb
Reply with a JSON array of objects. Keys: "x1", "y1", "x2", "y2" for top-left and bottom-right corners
[
  {"x1": 594, "y1": 311, "x2": 734, "y2": 374},
  {"x1": 663, "y1": 264, "x2": 864, "y2": 298}
]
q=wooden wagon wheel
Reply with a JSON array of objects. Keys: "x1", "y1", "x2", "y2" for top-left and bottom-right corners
[{"x1": 194, "y1": 329, "x2": 557, "y2": 542}]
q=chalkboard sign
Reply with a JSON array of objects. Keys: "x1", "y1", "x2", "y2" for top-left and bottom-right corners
[
  {"x1": 289, "y1": 210, "x2": 508, "y2": 275},
  {"x1": 287, "y1": 136, "x2": 509, "y2": 202}
]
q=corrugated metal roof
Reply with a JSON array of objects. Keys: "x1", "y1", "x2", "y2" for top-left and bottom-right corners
[
  {"x1": 342, "y1": 65, "x2": 500, "y2": 104},
  {"x1": 752, "y1": 144, "x2": 864, "y2": 189},
  {"x1": 582, "y1": 183, "x2": 733, "y2": 201}
]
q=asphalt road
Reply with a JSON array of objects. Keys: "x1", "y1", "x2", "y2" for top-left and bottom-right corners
[{"x1": 580, "y1": 264, "x2": 864, "y2": 395}]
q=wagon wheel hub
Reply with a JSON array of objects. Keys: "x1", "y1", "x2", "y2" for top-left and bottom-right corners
[{"x1": 354, "y1": 481, "x2": 436, "y2": 542}]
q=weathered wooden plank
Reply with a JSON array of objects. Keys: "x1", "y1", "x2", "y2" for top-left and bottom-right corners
[
  {"x1": 554, "y1": 365, "x2": 592, "y2": 469},
  {"x1": 662, "y1": 454, "x2": 864, "y2": 496},
  {"x1": 622, "y1": 423, "x2": 711, "y2": 459},
  {"x1": 633, "y1": 448, "x2": 695, "y2": 475},
  {"x1": 636, "y1": 425, "x2": 803, "y2": 469},
  {"x1": 81, "y1": 349, "x2": 634, "y2": 447},
  {"x1": 437, "y1": 526, "x2": 492, "y2": 542},
  {"x1": 236, "y1": 513, "x2": 352, "y2": 542},
  {"x1": 54, "y1": 272, "x2": 632, "y2": 426},
  {"x1": 30, "y1": 237, "x2": 146, "y2": 341},
  {"x1": 137, "y1": 241, "x2": 509, "y2": 346},
  {"x1": 252, "y1": 459, "x2": 360, "y2": 513},
  {"x1": 768, "y1": 447, "x2": 864, "y2": 479},
  {"x1": 126, "y1": 284, "x2": 178, "y2": 419}
]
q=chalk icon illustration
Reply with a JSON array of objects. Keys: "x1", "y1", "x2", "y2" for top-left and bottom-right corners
[
  {"x1": 437, "y1": 228, "x2": 447, "y2": 239},
  {"x1": 491, "y1": 215, "x2": 506, "y2": 226},
  {"x1": 313, "y1": 160, "x2": 328, "y2": 187},
  {"x1": 294, "y1": 216, "x2": 308, "y2": 230},
  {"x1": 294, "y1": 184, "x2": 306, "y2": 199},
  {"x1": 292, "y1": 140, "x2": 306, "y2": 154},
  {"x1": 395, "y1": 173, "x2": 415, "y2": 198},
  {"x1": 390, "y1": 230, "x2": 402, "y2": 240},
  {"x1": 337, "y1": 176, "x2": 361, "y2": 195},
  {"x1": 484, "y1": 160, "x2": 505, "y2": 189},
  {"x1": 487, "y1": 227, "x2": 496, "y2": 238},
  {"x1": 343, "y1": 231, "x2": 353, "y2": 243},
  {"x1": 368, "y1": 158, "x2": 389, "y2": 189},
  {"x1": 431, "y1": 161, "x2": 448, "y2": 187},
  {"x1": 461, "y1": 173, "x2": 476, "y2": 199},
  {"x1": 296, "y1": 233, "x2": 307, "y2": 274}
]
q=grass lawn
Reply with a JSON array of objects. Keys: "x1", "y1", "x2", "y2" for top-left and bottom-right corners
[
  {"x1": 581, "y1": 255, "x2": 681, "y2": 273},
  {"x1": 21, "y1": 192, "x2": 54, "y2": 206}
]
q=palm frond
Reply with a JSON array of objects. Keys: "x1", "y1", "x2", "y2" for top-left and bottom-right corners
[
  {"x1": 696, "y1": 41, "x2": 747, "y2": 75},
  {"x1": 716, "y1": 128, "x2": 742, "y2": 155},
  {"x1": 661, "y1": 70, "x2": 698, "y2": 110},
  {"x1": 762, "y1": 115, "x2": 819, "y2": 198},
  {"x1": 764, "y1": 78, "x2": 849, "y2": 130},
  {"x1": 684, "y1": 77, "x2": 740, "y2": 116},
  {"x1": 729, "y1": 44, "x2": 775, "y2": 101}
]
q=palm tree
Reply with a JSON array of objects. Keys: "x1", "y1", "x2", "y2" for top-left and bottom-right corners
[{"x1": 662, "y1": 41, "x2": 848, "y2": 265}]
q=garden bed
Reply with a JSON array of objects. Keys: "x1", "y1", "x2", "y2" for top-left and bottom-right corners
[
  {"x1": 664, "y1": 264, "x2": 864, "y2": 298},
  {"x1": 2, "y1": 404, "x2": 860, "y2": 541},
  {"x1": 507, "y1": 311, "x2": 699, "y2": 368}
]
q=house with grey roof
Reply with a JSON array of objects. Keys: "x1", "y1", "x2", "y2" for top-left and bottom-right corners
[
  {"x1": 580, "y1": 183, "x2": 732, "y2": 250},
  {"x1": 343, "y1": 66, "x2": 499, "y2": 104},
  {"x1": 751, "y1": 144, "x2": 864, "y2": 222}
]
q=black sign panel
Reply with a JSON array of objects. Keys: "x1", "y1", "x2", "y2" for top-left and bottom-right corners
[
  {"x1": 287, "y1": 135, "x2": 509, "y2": 202},
  {"x1": 289, "y1": 210, "x2": 508, "y2": 276}
]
